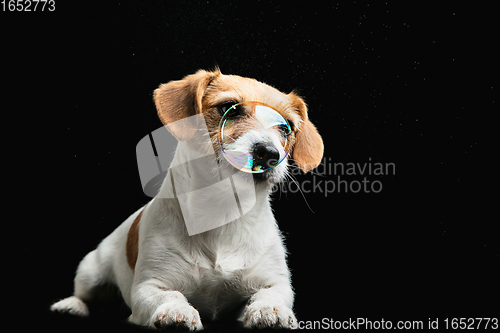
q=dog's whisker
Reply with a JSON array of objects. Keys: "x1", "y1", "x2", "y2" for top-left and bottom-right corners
[
  {"x1": 276, "y1": 170, "x2": 291, "y2": 201},
  {"x1": 284, "y1": 171, "x2": 315, "y2": 214},
  {"x1": 225, "y1": 135, "x2": 237, "y2": 143}
]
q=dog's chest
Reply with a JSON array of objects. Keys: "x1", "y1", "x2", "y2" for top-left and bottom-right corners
[
  {"x1": 194, "y1": 248, "x2": 251, "y2": 290},
  {"x1": 186, "y1": 249, "x2": 257, "y2": 318}
]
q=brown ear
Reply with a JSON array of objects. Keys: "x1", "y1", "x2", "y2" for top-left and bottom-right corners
[
  {"x1": 289, "y1": 92, "x2": 324, "y2": 173},
  {"x1": 153, "y1": 69, "x2": 221, "y2": 140}
]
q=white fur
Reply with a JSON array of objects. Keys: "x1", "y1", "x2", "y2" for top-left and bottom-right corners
[{"x1": 51, "y1": 126, "x2": 298, "y2": 330}]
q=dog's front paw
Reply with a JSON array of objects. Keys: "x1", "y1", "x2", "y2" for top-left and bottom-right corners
[
  {"x1": 152, "y1": 302, "x2": 203, "y2": 331},
  {"x1": 50, "y1": 296, "x2": 89, "y2": 317},
  {"x1": 241, "y1": 301, "x2": 298, "y2": 329}
]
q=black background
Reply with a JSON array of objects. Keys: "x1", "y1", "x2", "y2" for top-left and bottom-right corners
[{"x1": 4, "y1": 1, "x2": 497, "y2": 331}]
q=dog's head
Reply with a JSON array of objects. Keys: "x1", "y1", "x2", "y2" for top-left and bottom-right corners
[{"x1": 153, "y1": 69, "x2": 323, "y2": 185}]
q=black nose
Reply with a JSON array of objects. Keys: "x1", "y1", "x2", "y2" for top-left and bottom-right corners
[{"x1": 252, "y1": 142, "x2": 280, "y2": 169}]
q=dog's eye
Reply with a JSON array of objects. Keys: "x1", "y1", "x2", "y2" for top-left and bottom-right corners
[
  {"x1": 277, "y1": 124, "x2": 292, "y2": 136},
  {"x1": 219, "y1": 102, "x2": 244, "y2": 119},
  {"x1": 217, "y1": 101, "x2": 237, "y2": 115}
]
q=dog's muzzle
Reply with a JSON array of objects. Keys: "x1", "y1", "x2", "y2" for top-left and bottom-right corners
[{"x1": 218, "y1": 101, "x2": 292, "y2": 173}]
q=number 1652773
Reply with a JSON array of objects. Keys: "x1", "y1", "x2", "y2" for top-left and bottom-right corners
[{"x1": 2, "y1": 0, "x2": 55, "y2": 11}]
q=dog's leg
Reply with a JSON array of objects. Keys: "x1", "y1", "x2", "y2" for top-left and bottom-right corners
[
  {"x1": 50, "y1": 295, "x2": 89, "y2": 317},
  {"x1": 240, "y1": 284, "x2": 298, "y2": 329},
  {"x1": 51, "y1": 248, "x2": 111, "y2": 316},
  {"x1": 129, "y1": 280, "x2": 203, "y2": 331}
]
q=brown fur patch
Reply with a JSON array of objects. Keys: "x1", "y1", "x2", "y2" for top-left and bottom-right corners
[
  {"x1": 288, "y1": 92, "x2": 324, "y2": 173},
  {"x1": 126, "y1": 209, "x2": 143, "y2": 271},
  {"x1": 154, "y1": 69, "x2": 221, "y2": 141}
]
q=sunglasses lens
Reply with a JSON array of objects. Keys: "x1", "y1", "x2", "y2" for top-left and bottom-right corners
[{"x1": 218, "y1": 102, "x2": 292, "y2": 173}]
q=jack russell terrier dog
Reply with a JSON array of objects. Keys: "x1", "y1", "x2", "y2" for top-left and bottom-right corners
[{"x1": 51, "y1": 69, "x2": 323, "y2": 330}]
